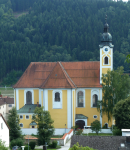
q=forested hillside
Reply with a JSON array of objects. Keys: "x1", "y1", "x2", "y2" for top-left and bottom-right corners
[{"x1": 0, "y1": 0, "x2": 130, "y2": 85}]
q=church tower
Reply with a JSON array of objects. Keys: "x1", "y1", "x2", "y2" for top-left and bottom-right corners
[{"x1": 99, "y1": 16, "x2": 114, "y2": 84}]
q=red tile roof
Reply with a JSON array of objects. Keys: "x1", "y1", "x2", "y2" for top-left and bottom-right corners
[
  {"x1": 13, "y1": 61, "x2": 101, "y2": 88},
  {"x1": 0, "y1": 98, "x2": 14, "y2": 106}
]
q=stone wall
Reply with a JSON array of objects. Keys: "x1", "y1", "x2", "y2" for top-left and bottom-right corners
[{"x1": 71, "y1": 135, "x2": 127, "y2": 150}]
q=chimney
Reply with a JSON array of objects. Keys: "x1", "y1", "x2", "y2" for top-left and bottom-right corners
[
  {"x1": 29, "y1": 108, "x2": 31, "y2": 113},
  {"x1": 37, "y1": 102, "x2": 39, "y2": 107}
]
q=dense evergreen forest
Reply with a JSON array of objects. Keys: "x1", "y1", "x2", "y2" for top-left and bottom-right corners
[{"x1": 0, "y1": 0, "x2": 130, "y2": 85}]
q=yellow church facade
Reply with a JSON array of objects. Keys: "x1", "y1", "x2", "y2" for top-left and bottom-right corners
[{"x1": 13, "y1": 21, "x2": 113, "y2": 134}]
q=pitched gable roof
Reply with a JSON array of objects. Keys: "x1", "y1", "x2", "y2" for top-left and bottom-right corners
[
  {"x1": 13, "y1": 61, "x2": 101, "y2": 88},
  {"x1": 0, "y1": 113, "x2": 10, "y2": 129},
  {"x1": 0, "y1": 98, "x2": 14, "y2": 106},
  {"x1": 41, "y1": 62, "x2": 76, "y2": 88}
]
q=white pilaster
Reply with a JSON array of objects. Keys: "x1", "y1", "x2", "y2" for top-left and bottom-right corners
[
  {"x1": 71, "y1": 89, "x2": 73, "y2": 126},
  {"x1": 44, "y1": 89, "x2": 48, "y2": 111},
  {"x1": 67, "y1": 89, "x2": 71, "y2": 128},
  {"x1": 39, "y1": 89, "x2": 41, "y2": 105}
]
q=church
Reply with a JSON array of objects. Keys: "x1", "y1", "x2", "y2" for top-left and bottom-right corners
[{"x1": 13, "y1": 21, "x2": 113, "y2": 134}]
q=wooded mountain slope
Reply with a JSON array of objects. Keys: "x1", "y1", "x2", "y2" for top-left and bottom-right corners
[{"x1": 0, "y1": 0, "x2": 130, "y2": 84}]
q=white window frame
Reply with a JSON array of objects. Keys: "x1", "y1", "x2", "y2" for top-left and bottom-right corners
[
  {"x1": 26, "y1": 115, "x2": 29, "y2": 119},
  {"x1": 76, "y1": 89, "x2": 85, "y2": 108},
  {"x1": 93, "y1": 115, "x2": 98, "y2": 119},
  {"x1": 103, "y1": 56, "x2": 109, "y2": 65},
  {"x1": 24, "y1": 89, "x2": 34, "y2": 105},
  {"x1": 91, "y1": 89, "x2": 99, "y2": 108},
  {"x1": 8, "y1": 104, "x2": 12, "y2": 107},
  {"x1": 53, "y1": 90, "x2": 62, "y2": 109},
  {"x1": 19, "y1": 123, "x2": 23, "y2": 128},
  {"x1": 19, "y1": 115, "x2": 23, "y2": 119}
]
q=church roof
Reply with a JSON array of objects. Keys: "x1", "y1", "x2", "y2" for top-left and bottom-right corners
[{"x1": 13, "y1": 61, "x2": 101, "y2": 88}]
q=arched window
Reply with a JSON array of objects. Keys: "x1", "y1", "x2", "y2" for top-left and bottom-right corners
[
  {"x1": 93, "y1": 94, "x2": 98, "y2": 107},
  {"x1": 55, "y1": 92, "x2": 60, "y2": 102},
  {"x1": 104, "y1": 56, "x2": 108, "y2": 64},
  {"x1": 77, "y1": 91, "x2": 84, "y2": 107},
  {"x1": 105, "y1": 123, "x2": 108, "y2": 129},
  {"x1": 19, "y1": 123, "x2": 23, "y2": 127},
  {"x1": 26, "y1": 91, "x2": 32, "y2": 104}
]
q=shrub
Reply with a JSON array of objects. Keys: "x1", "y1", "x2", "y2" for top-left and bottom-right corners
[
  {"x1": 24, "y1": 145, "x2": 31, "y2": 150},
  {"x1": 112, "y1": 126, "x2": 122, "y2": 136},
  {"x1": 69, "y1": 142, "x2": 96, "y2": 150},
  {"x1": 91, "y1": 120, "x2": 101, "y2": 135},
  {"x1": 29, "y1": 141, "x2": 36, "y2": 150},
  {"x1": 75, "y1": 128, "x2": 83, "y2": 135},
  {"x1": 50, "y1": 140, "x2": 57, "y2": 148},
  {"x1": 102, "y1": 125, "x2": 107, "y2": 129},
  {"x1": 10, "y1": 138, "x2": 24, "y2": 148},
  {"x1": 0, "y1": 140, "x2": 8, "y2": 150}
]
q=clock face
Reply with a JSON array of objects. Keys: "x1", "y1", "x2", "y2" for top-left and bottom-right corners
[{"x1": 105, "y1": 48, "x2": 108, "y2": 52}]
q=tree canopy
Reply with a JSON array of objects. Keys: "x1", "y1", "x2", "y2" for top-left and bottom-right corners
[
  {"x1": 113, "y1": 96, "x2": 130, "y2": 130},
  {"x1": 91, "y1": 120, "x2": 101, "y2": 135},
  {"x1": 32, "y1": 106, "x2": 54, "y2": 145},
  {"x1": 7, "y1": 107, "x2": 22, "y2": 141},
  {"x1": 97, "y1": 67, "x2": 130, "y2": 122},
  {"x1": 0, "y1": 0, "x2": 130, "y2": 84}
]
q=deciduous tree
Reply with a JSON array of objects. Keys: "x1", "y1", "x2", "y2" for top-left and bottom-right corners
[
  {"x1": 91, "y1": 120, "x2": 101, "y2": 135},
  {"x1": 32, "y1": 106, "x2": 54, "y2": 145},
  {"x1": 97, "y1": 66, "x2": 130, "y2": 122}
]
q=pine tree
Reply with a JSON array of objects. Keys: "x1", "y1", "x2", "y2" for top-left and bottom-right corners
[{"x1": 7, "y1": 107, "x2": 22, "y2": 141}]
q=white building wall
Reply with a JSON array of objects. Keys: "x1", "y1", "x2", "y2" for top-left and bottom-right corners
[{"x1": 0, "y1": 116, "x2": 9, "y2": 147}]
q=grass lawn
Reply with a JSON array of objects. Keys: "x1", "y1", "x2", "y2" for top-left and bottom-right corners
[
  {"x1": 32, "y1": 134, "x2": 63, "y2": 138},
  {"x1": 83, "y1": 133, "x2": 112, "y2": 136},
  {"x1": 0, "y1": 87, "x2": 14, "y2": 98}
]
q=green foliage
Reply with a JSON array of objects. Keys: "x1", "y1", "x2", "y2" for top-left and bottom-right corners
[
  {"x1": 69, "y1": 142, "x2": 96, "y2": 150},
  {"x1": 102, "y1": 125, "x2": 107, "y2": 129},
  {"x1": 113, "y1": 96, "x2": 130, "y2": 130},
  {"x1": 112, "y1": 126, "x2": 122, "y2": 136},
  {"x1": 75, "y1": 129, "x2": 83, "y2": 135},
  {"x1": 49, "y1": 141, "x2": 57, "y2": 148},
  {"x1": 29, "y1": 141, "x2": 36, "y2": 150},
  {"x1": 91, "y1": 120, "x2": 101, "y2": 135},
  {"x1": 7, "y1": 107, "x2": 22, "y2": 141},
  {"x1": 97, "y1": 66, "x2": 130, "y2": 122},
  {"x1": 24, "y1": 145, "x2": 31, "y2": 150},
  {"x1": 1, "y1": 70, "x2": 23, "y2": 86},
  {"x1": 10, "y1": 138, "x2": 24, "y2": 148},
  {"x1": 71, "y1": 125, "x2": 79, "y2": 134},
  {"x1": 32, "y1": 106, "x2": 54, "y2": 145},
  {"x1": 0, "y1": 140, "x2": 8, "y2": 150},
  {"x1": 0, "y1": 0, "x2": 130, "y2": 82}
]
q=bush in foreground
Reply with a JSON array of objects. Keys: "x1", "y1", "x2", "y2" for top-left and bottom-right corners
[
  {"x1": 69, "y1": 142, "x2": 96, "y2": 150},
  {"x1": 10, "y1": 138, "x2": 24, "y2": 148},
  {"x1": 29, "y1": 141, "x2": 36, "y2": 150},
  {"x1": 0, "y1": 140, "x2": 8, "y2": 150}
]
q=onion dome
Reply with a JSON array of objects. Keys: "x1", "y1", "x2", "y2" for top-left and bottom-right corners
[{"x1": 99, "y1": 15, "x2": 114, "y2": 48}]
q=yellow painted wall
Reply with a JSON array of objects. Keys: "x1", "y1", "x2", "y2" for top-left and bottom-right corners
[
  {"x1": 102, "y1": 114, "x2": 112, "y2": 128},
  {"x1": 19, "y1": 90, "x2": 24, "y2": 109},
  {"x1": 19, "y1": 115, "x2": 32, "y2": 128},
  {"x1": 102, "y1": 68, "x2": 111, "y2": 74},
  {"x1": 76, "y1": 89, "x2": 100, "y2": 126},
  {"x1": 48, "y1": 90, "x2": 67, "y2": 128},
  {"x1": 34, "y1": 89, "x2": 39, "y2": 104},
  {"x1": 41, "y1": 91, "x2": 43, "y2": 107}
]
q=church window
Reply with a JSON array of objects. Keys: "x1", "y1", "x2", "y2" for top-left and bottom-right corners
[
  {"x1": 26, "y1": 91, "x2": 32, "y2": 104},
  {"x1": 55, "y1": 92, "x2": 60, "y2": 102},
  {"x1": 53, "y1": 90, "x2": 62, "y2": 109},
  {"x1": 77, "y1": 91, "x2": 84, "y2": 107},
  {"x1": 104, "y1": 56, "x2": 108, "y2": 64},
  {"x1": 92, "y1": 94, "x2": 98, "y2": 107},
  {"x1": 19, "y1": 123, "x2": 23, "y2": 127}
]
